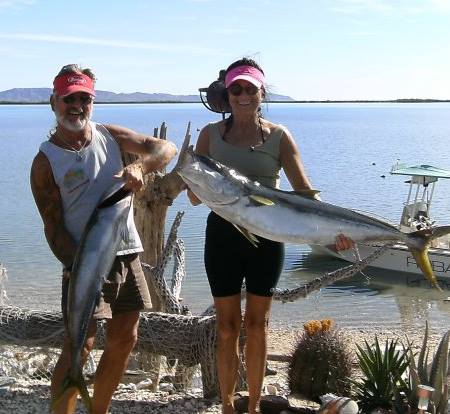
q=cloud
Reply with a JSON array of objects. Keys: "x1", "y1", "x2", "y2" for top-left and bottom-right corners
[
  {"x1": 430, "y1": 0, "x2": 450, "y2": 11},
  {"x1": 330, "y1": 0, "x2": 394, "y2": 14},
  {"x1": 0, "y1": 32, "x2": 218, "y2": 55},
  {"x1": 0, "y1": 0, "x2": 35, "y2": 11},
  {"x1": 0, "y1": 45, "x2": 38, "y2": 58},
  {"x1": 330, "y1": 0, "x2": 450, "y2": 14},
  {"x1": 213, "y1": 27, "x2": 247, "y2": 35}
]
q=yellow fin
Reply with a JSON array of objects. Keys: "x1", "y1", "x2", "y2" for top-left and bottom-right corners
[
  {"x1": 249, "y1": 195, "x2": 275, "y2": 206},
  {"x1": 410, "y1": 247, "x2": 442, "y2": 291},
  {"x1": 232, "y1": 224, "x2": 259, "y2": 247},
  {"x1": 295, "y1": 189, "x2": 321, "y2": 200}
]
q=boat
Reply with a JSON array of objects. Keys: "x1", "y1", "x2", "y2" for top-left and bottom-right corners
[{"x1": 310, "y1": 163, "x2": 450, "y2": 281}]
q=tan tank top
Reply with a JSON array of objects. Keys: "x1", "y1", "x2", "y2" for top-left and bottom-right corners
[{"x1": 208, "y1": 121, "x2": 283, "y2": 188}]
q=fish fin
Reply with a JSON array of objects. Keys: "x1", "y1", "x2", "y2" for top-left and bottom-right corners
[
  {"x1": 293, "y1": 189, "x2": 321, "y2": 199},
  {"x1": 51, "y1": 372, "x2": 93, "y2": 413},
  {"x1": 232, "y1": 224, "x2": 259, "y2": 247},
  {"x1": 410, "y1": 225, "x2": 450, "y2": 242},
  {"x1": 407, "y1": 226, "x2": 450, "y2": 291},
  {"x1": 410, "y1": 247, "x2": 442, "y2": 291},
  {"x1": 429, "y1": 225, "x2": 450, "y2": 241},
  {"x1": 77, "y1": 374, "x2": 93, "y2": 414},
  {"x1": 249, "y1": 195, "x2": 275, "y2": 206},
  {"x1": 172, "y1": 122, "x2": 192, "y2": 172}
]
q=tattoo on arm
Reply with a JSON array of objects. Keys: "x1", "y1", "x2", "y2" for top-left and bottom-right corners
[
  {"x1": 105, "y1": 124, "x2": 177, "y2": 174},
  {"x1": 30, "y1": 153, "x2": 77, "y2": 267}
]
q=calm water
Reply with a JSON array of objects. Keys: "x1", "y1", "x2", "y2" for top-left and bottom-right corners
[{"x1": 1, "y1": 102, "x2": 450, "y2": 331}]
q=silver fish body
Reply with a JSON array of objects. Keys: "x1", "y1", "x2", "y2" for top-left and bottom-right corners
[
  {"x1": 178, "y1": 148, "x2": 450, "y2": 289},
  {"x1": 179, "y1": 150, "x2": 413, "y2": 246},
  {"x1": 53, "y1": 189, "x2": 131, "y2": 412}
]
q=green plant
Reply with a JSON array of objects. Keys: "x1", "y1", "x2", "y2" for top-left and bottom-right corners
[
  {"x1": 352, "y1": 336, "x2": 410, "y2": 413},
  {"x1": 288, "y1": 319, "x2": 353, "y2": 401},
  {"x1": 405, "y1": 322, "x2": 450, "y2": 414}
]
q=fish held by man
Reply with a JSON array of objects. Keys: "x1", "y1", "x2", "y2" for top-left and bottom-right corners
[
  {"x1": 176, "y1": 135, "x2": 450, "y2": 291},
  {"x1": 51, "y1": 186, "x2": 132, "y2": 413}
]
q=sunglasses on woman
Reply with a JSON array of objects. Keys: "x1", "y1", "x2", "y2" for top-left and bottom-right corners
[
  {"x1": 62, "y1": 94, "x2": 94, "y2": 105},
  {"x1": 227, "y1": 83, "x2": 260, "y2": 96}
]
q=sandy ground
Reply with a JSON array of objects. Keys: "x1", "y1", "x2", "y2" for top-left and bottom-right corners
[{"x1": 0, "y1": 325, "x2": 448, "y2": 413}]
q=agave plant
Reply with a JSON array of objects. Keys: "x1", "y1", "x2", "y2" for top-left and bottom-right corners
[
  {"x1": 352, "y1": 336, "x2": 410, "y2": 413},
  {"x1": 405, "y1": 321, "x2": 450, "y2": 414}
]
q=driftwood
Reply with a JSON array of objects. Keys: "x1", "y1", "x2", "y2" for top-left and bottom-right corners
[
  {"x1": 122, "y1": 122, "x2": 188, "y2": 389},
  {"x1": 0, "y1": 306, "x2": 219, "y2": 398}
]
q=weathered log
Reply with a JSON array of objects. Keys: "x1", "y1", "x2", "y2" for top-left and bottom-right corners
[{"x1": 122, "y1": 122, "x2": 188, "y2": 390}]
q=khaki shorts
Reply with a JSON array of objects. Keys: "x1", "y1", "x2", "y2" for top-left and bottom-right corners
[{"x1": 62, "y1": 253, "x2": 152, "y2": 321}]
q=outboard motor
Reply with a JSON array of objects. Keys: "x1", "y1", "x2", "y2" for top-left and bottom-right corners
[{"x1": 199, "y1": 69, "x2": 231, "y2": 117}]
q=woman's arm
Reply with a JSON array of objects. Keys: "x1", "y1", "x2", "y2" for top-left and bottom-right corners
[
  {"x1": 280, "y1": 128, "x2": 353, "y2": 250},
  {"x1": 279, "y1": 128, "x2": 316, "y2": 194},
  {"x1": 186, "y1": 126, "x2": 210, "y2": 206}
]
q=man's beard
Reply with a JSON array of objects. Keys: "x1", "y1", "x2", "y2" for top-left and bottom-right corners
[{"x1": 55, "y1": 108, "x2": 92, "y2": 132}]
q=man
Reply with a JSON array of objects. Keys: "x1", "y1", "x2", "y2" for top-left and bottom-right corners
[{"x1": 30, "y1": 64, "x2": 177, "y2": 414}]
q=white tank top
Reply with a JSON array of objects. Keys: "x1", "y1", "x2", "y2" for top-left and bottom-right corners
[{"x1": 39, "y1": 121, "x2": 143, "y2": 255}]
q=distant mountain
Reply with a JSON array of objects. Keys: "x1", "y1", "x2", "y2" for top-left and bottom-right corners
[{"x1": 0, "y1": 88, "x2": 294, "y2": 103}]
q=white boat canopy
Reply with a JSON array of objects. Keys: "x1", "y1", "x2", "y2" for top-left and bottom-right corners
[
  {"x1": 390, "y1": 163, "x2": 450, "y2": 232},
  {"x1": 391, "y1": 164, "x2": 450, "y2": 179}
]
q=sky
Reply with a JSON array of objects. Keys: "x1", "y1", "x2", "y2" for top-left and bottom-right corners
[{"x1": 0, "y1": 0, "x2": 449, "y2": 100}]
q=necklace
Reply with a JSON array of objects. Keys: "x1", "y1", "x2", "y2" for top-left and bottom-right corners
[
  {"x1": 222, "y1": 116, "x2": 266, "y2": 151},
  {"x1": 250, "y1": 117, "x2": 266, "y2": 152},
  {"x1": 55, "y1": 127, "x2": 91, "y2": 161}
]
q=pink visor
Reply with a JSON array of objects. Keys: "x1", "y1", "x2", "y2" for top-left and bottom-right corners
[
  {"x1": 53, "y1": 72, "x2": 96, "y2": 97},
  {"x1": 224, "y1": 65, "x2": 266, "y2": 89}
]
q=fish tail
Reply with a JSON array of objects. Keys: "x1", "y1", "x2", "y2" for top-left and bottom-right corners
[
  {"x1": 77, "y1": 374, "x2": 93, "y2": 414},
  {"x1": 410, "y1": 247, "x2": 442, "y2": 291},
  {"x1": 173, "y1": 122, "x2": 192, "y2": 172},
  {"x1": 50, "y1": 372, "x2": 92, "y2": 413},
  {"x1": 407, "y1": 225, "x2": 450, "y2": 291}
]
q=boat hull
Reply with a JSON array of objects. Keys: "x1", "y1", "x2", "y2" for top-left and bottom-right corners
[{"x1": 310, "y1": 243, "x2": 450, "y2": 279}]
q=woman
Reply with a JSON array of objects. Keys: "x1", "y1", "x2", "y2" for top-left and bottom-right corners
[{"x1": 188, "y1": 58, "x2": 353, "y2": 414}]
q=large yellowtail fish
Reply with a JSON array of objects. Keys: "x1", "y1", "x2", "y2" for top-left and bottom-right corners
[
  {"x1": 51, "y1": 186, "x2": 131, "y2": 413},
  {"x1": 176, "y1": 129, "x2": 450, "y2": 291}
]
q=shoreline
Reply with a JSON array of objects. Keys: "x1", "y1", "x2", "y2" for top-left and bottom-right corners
[
  {"x1": 1, "y1": 99, "x2": 450, "y2": 105},
  {"x1": 1, "y1": 325, "x2": 447, "y2": 413}
]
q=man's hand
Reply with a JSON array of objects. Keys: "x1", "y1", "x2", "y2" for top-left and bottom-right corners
[{"x1": 114, "y1": 163, "x2": 144, "y2": 193}]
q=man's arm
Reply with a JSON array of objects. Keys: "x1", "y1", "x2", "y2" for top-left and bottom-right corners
[
  {"x1": 105, "y1": 124, "x2": 177, "y2": 192},
  {"x1": 30, "y1": 152, "x2": 77, "y2": 268}
]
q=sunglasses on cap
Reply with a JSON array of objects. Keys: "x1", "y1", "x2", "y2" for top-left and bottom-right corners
[
  {"x1": 62, "y1": 94, "x2": 94, "y2": 105},
  {"x1": 227, "y1": 83, "x2": 260, "y2": 97}
]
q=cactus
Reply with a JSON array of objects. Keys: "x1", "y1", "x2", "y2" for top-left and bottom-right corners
[
  {"x1": 288, "y1": 319, "x2": 353, "y2": 401},
  {"x1": 405, "y1": 321, "x2": 450, "y2": 414},
  {"x1": 352, "y1": 336, "x2": 410, "y2": 413}
]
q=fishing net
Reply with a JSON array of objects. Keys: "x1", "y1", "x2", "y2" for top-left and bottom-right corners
[{"x1": 0, "y1": 215, "x2": 392, "y2": 398}]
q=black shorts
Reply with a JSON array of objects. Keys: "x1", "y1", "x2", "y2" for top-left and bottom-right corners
[{"x1": 204, "y1": 212, "x2": 284, "y2": 297}]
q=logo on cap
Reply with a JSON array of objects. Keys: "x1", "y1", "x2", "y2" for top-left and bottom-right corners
[{"x1": 68, "y1": 75, "x2": 87, "y2": 85}]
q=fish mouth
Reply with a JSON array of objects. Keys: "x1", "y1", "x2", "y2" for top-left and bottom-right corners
[{"x1": 97, "y1": 186, "x2": 131, "y2": 209}]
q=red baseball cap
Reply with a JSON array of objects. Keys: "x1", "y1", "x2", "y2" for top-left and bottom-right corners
[{"x1": 53, "y1": 72, "x2": 96, "y2": 97}]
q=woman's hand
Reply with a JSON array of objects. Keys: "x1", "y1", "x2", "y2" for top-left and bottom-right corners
[{"x1": 335, "y1": 233, "x2": 355, "y2": 251}]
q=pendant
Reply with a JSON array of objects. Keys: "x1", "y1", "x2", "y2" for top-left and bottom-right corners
[{"x1": 76, "y1": 153, "x2": 83, "y2": 161}]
